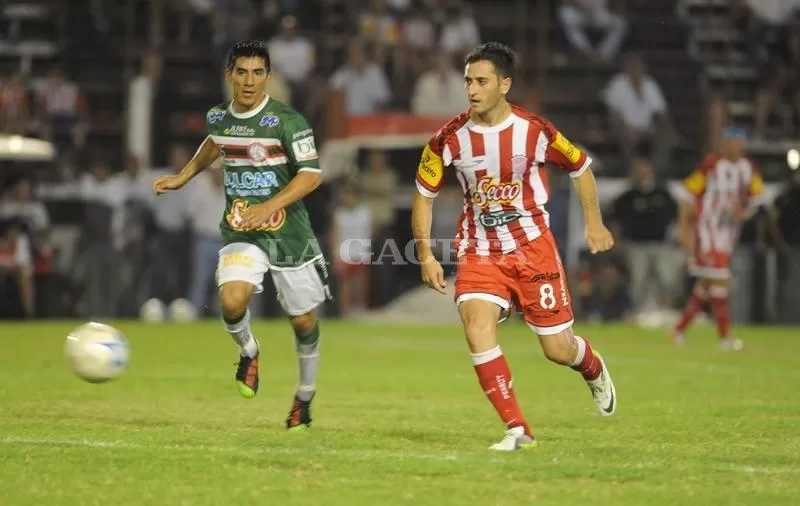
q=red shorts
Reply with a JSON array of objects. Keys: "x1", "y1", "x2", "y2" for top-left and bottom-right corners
[
  {"x1": 336, "y1": 261, "x2": 368, "y2": 278},
  {"x1": 689, "y1": 249, "x2": 731, "y2": 280},
  {"x1": 454, "y1": 232, "x2": 574, "y2": 335}
]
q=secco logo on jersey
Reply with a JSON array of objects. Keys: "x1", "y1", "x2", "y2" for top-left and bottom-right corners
[
  {"x1": 224, "y1": 125, "x2": 256, "y2": 136},
  {"x1": 259, "y1": 114, "x2": 280, "y2": 127},
  {"x1": 417, "y1": 145, "x2": 443, "y2": 187},
  {"x1": 227, "y1": 199, "x2": 287, "y2": 232},
  {"x1": 552, "y1": 132, "x2": 581, "y2": 164},
  {"x1": 471, "y1": 176, "x2": 521, "y2": 207},
  {"x1": 292, "y1": 136, "x2": 318, "y2": 162},
  {"x1": 224, "y1": 170, "x2": 279, "y2": 197}
]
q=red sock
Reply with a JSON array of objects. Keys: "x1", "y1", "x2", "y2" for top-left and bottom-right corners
[
  {"x1": 709, "y1": 287, "x2": 730, "y2": 339},
  {"x1": 571, "y1": 336, "x2": 603, "y2": 381},
  {"x1": 471, "y1": 347, "x2": 532, "y2": 436},
  {"x1": 675, "y1": 286, "x2": 707, "y2": 333}
]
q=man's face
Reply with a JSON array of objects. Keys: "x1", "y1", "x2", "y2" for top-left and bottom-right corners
[
  {"x1": 227, "y1": 56, "x2": 270, "y2": 110},
  {"x1": 464, "y1": 60, "x2": 510, "y2": 115},
  {"x1": 723, "y1": 136, "x2": 745, "y2": 159},
  {"x1": 631, "y1": 159, "x2": 653, "y2": 185}
]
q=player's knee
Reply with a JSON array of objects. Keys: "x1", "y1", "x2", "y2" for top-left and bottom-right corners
[
  {"x1": 463, "y1": 318, "x2": 497, "y2": 352},
  {"x1": 540, "y1": 330, "x2": 576, "y2": 365},
  {"x1": 289, "y1": 312, "x2": 317, "y2": 335},
  {"x1": 219, "y1": 285, "x2": 251, "y2": 319}
]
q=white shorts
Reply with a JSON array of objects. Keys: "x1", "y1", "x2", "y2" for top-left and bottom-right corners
[{"x1": 216, "y1": 242, "x2": 330, "y2": 316}]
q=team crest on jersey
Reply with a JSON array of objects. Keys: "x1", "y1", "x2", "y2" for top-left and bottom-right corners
[
  {"x1": 511, "y1": 155, "x2": 528, "y2": 181},
  {"x1": 207, "y1": 110, "x2": 226, "y2": 124},
  {"x1": 259, "y1": 114, "x2": 280, "y2": 127},
  {"x1": 247, "y1": 142, "x2": 268, "y2": 163},
  {"x1": 471, "y1": 176, "x2": 521, "y2": 207}
]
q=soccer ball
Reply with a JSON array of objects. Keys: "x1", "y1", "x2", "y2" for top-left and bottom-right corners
[
  {"x1": 64, "y1": 322, "x2": 130, "y2": 383},
  {"x1": 168, "y1": 298, "x2": 197, "y2": 322},
  {"x1": 139, "y1": 298, "x2": 166, "y2": 322}
]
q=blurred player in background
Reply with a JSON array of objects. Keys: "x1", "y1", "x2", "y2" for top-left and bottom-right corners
[
  {"x1": 672, "y1": 127, "x2": 765, "y2": 350},
  {"x1": 154, "y1": 41, "x2": 330, "y2": 431},
  {"x1": 411, "y1": 42, "x2": 617, "y2": 451}
]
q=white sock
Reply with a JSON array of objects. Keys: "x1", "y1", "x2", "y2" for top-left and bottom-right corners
[
  {"x1": 224, "y1": 309, "x2": 258, "y2": 358},
  {"x1": 296, "y1": 337, "x2": 320, "y2": 402}
]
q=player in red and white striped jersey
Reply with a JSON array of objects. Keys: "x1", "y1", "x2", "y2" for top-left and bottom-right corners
[
  {"x1": 672, "y1": 127, "x2": 765, "y2": 350},
  {"x1": 411, "y1": 42, "x2": 617, "y2": 451}
]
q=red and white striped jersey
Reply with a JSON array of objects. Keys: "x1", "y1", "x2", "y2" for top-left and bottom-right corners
[
  {"x1": 415, "y1": 105, "x2": 592, "y2": 256},
  {"x1": 679, "y1": 153, "x2": 765, "y2": 256}
]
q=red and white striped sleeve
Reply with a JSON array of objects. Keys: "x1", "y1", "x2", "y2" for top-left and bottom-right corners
[{"x1": 540, "y1": 119, "x2": 592, "y2": 178}]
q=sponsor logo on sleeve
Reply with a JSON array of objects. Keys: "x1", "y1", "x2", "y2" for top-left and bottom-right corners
[
  {"x1": 417, "y1": 145, "x2": 444, "y2": 188},
  {"x1": 259, "y1": 114, "x2": 280, "y2": 127},
  {"x1": 552, "y1": 132, "x2": 581, "y2": 164},
  {"x1": 292, "y1": 136, "x2": 318, "y2": 161}
]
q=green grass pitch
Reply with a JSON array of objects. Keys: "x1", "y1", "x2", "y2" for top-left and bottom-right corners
[{"x1": 1, "y1": 320, "x2": 799, "y2": 505}]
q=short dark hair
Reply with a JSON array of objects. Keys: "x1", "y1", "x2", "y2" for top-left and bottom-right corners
[
  {"x1": 464, "y1": 42, "x2": 517, "y2": 81},
  {"x1": 226, "y1": 40, "x2": 271, "y2": 72}
]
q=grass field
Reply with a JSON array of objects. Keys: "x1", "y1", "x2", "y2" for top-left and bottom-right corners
[{"x1": 1, "y1": 319, "x2": 799, "y2": 505}]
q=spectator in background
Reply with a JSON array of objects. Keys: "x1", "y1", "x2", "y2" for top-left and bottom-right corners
[
  {"x1": 737, "y1": 0, "x2": 800, "y2": 65},
  {"x1": 440, "y1": 2, "x2": 480, "y2": 57},
  {"x1": 603, "y1": 53, "x2": 676, "y2": 175},
  {"x1": 357, "y1": 0, "x2": 401, "y2": 68},
  {"x1": 329, "y1": 40, "x2": 392, "y2": 116},
  {"x1": 331, "y1": 186, "x2": 372, "y2": 318},
  {"x1": 186, "y1": 163, "x2": 226, "y2": 317},
  {"x1": 148, "y1": 144, "x2": 191, "y2": 305},
  {"x1": 0, "y1": 73, "x2": 31, "y2": 135},
  {"x1": 127, "y1": 51, "x2": 162, "y2": 169},
  {"x1": 753, "y1": 28, "x2": 800, "y2": 140},
  {"x1": 558, "y1": 0, "x2": 627, "y2": 62},
  {"x1": 411, "y1": 52, "x2": 469, "y2": 116},
  {"x1": 268, "y1": 16, "x2": 316, "y2": 105},
  {"x1": 610, "y1": 157, "x2": 680, "y2": 314},
  {"x1": 359, "y1": 149, "x2": 398, "y2": 233},
  {"x1": 0, "y1": 219, "x2": 35, "y2": 319},
  {"x1": 400, "y1": 3, "x2": 437, "y2": 78},
  {"x1": 36, "y1": 67, "x2": 88, "y2": 155}
]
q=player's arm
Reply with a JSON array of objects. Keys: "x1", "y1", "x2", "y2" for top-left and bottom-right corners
[
  {"x1": 154, "y1": 136, "x2": 220, "y2": 194},
  {"x1": 412, "y1": 136, "x2": 447, "y2": 293},
  {"x1": 240, "y1": 115, "x2": 322, "y2": 229},
  {"x1": 737, "y1": 163, "x2": 766, "y2": 222},
  {"x1": 675, "y1": 155, "x2": 712, "y2": 249},
  {"x1": 543, "y1": 121, "x2": 614, "y2": 254}
]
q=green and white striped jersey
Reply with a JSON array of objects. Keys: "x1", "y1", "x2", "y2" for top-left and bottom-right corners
[{"x1": 206, "y1": 95, "x2": 322, "y2": 268}]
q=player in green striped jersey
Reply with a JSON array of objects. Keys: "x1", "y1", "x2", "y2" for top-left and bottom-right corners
[{"x1": 153, "y1": 41, "x2": 329, "y2": 431}]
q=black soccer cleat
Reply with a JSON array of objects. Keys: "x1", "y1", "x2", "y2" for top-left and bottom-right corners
[
  {"x1": 286, "y1": 395, "x2": 313, "y2": 431},
  {"x1": 235, "y1": 351, "x2": 259, "y2": 399}
]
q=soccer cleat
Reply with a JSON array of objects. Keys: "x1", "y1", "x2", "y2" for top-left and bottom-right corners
[
  {"x1": 587, "y1": 353, "x2": 616, "y2": 416},
  {"x1": 235, "y1": 342, "x2": 260, "y2": 398},
  {"x1": 670, "y1": 329, "x2": 686, "y2": 347},
  {"x1": 286, "y1": 395, "x2": 313, "y2": 431},
  {"x1": 719, "y1": 337, "x2": 744, "y2": 351},
  {"x1": 489, "y1": 426, "x2": 537, "y2": 451}
]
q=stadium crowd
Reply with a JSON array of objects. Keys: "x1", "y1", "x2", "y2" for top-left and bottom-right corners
[{"x1": 0, "y1": 0, "x2": 799, "y2": 324}]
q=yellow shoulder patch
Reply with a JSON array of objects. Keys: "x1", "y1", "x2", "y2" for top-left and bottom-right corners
[
  {"x1": 683, "y1": 171, "x2": 706, "y2": 196},
  {"x1": 749, "y1": 172, "x2": 765, "y2": 195},
  {"x1": 552, "y1": 132, "x2": 581, "y2": 164},
  {"x1": 417, "y1": 144, "x2": 444, "y2": 188}
]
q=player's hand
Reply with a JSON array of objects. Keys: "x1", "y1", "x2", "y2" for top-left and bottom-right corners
[
  {"x1": 585, "y1": 223, "x2": 614, "y2": 254},
  {"x1": 241, "y1": 202, "x2": 277, "y2": 231},
  {"x1": 153, "y1": 175, "x2": 186, "y2": 196},
  {"x1": 420, "y1": 257, "x2": 446, "y2": 294}
]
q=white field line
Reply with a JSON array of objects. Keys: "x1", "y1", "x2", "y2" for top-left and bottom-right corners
[{"x1": 4, "y1": 437, "x2": 800, "y2": 476}]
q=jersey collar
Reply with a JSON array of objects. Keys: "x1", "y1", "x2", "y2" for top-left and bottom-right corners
[
  {"x1": 466, "y1": 112, "x2": 516, "y2": 134},
  {"x1": 228, "y1": 94, "x2": 270, "y2": 119}
]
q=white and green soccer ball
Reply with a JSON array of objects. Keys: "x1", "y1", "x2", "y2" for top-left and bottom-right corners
[{"x1": 64, "y1": 322, "x2": 130, "y2": 383}]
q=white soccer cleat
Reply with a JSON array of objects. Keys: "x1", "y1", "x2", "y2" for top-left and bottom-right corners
[
  {"x1": 719, "y1": 337, "x2": 743, "y2": 351},
  {"x1": 488, "y1": 426, "x2": 537, "y2": 451},
  {"x1": 587, "y1": 354, "x2": 616, "y2": 416}
]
